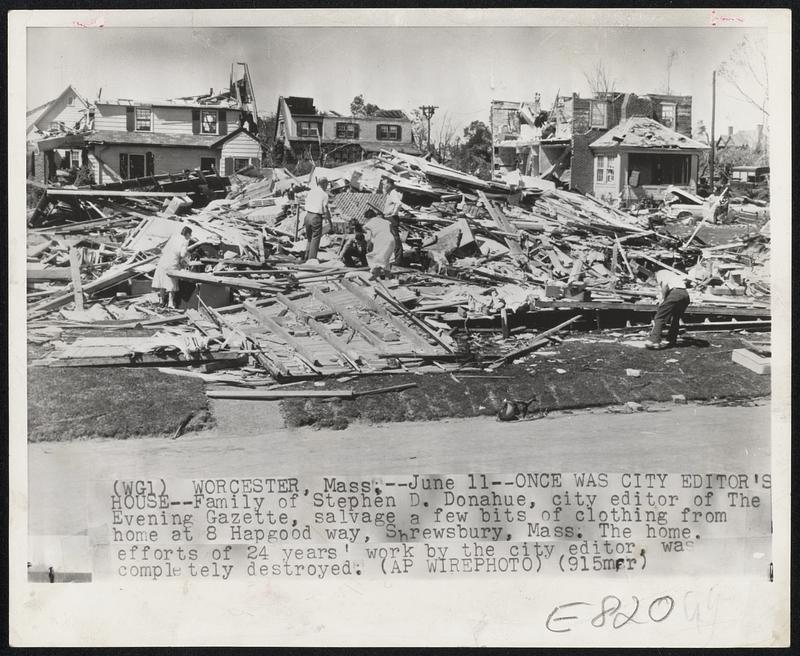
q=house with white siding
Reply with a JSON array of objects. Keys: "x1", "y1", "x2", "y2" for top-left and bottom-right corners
[
  {"x1": 275, "y1": 96, "x2": 420, "y2": 166},
  {"x1": 34, "y1": 68, "x2": 265, "y2": 184}
]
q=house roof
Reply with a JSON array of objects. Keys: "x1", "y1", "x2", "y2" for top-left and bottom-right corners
[
  {"x1": 82, "y1": 130, "x2": 221, "y2": 148},
  {"x1": 210, "y1": 126, "x2": 268, "y2": 149},
  {"x1": 27, "y1": 85, "x2": 90, "y2": 133},
  {"x1": 96, "y1": 98, "x2": 239, "y2": 110},
  {"x1": 590, "y1": 117, "x2": 709, "y2": 151}
]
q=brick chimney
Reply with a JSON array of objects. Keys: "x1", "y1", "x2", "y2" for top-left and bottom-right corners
[{"x1": 728, "y1": 126, "x2": 733, "y2": 137}]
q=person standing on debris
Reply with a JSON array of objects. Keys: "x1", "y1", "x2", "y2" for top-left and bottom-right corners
[
  {"x1": 363, "y1": 209, "x2": 396, "y2": 279},
  {"x1": 152, "y1": 226, "x2": 193, "y2": 310},
  {"x1": 381, "y1": 177, "x2": 404, "y2": 265},
  {"x1": 303, "y1": 177, "x2": 333, "y2": 262},
  {"x1": 645, "y1": 268, "x2": 691, "y2": 349}
]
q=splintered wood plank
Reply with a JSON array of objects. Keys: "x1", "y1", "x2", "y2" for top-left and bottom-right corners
[
  {"x1": 478, "y1": 190, "x2": 523, "y2": 256},
  {"x1": 69, "y1": 248, "x2": 84, "y2": 311}
]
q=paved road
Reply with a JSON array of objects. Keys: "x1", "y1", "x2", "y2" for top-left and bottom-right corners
[{"x1": 28, "y1": 402, "x2": 770, "y2": 535}]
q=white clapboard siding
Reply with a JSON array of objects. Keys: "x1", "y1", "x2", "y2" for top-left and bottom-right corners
[
  {"x1": 93, "y1": 104, "x2": 128, "y2": 131},
  {"x1": 94, "y1": 104, "x2": 240, "y2": 135},
  {"x1": 221, "y1": 131, "x2": 262, "y2": 159}
]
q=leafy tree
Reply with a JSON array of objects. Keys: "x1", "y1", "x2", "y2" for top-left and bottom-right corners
[
  {"x1": 350, "y1": 94, "x2": 380, "y2": 116},
  {"x1": 462, "y1": 120, "x2": 492, "y2": 161}
]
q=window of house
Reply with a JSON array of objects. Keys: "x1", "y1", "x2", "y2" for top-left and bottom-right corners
[
  {"x1": 233, "y1": 158, "x2": 251, "y2": 171},
  {"x1": 377, "y1": 124, "x2": 402, "y2": 141},
  {"x1": 119, "y1": 152, "x2": 154, "y2": 179},
  {"x1": 336, "y1": 122, "x2": 360, "y2": 139},
  {"x1": 590, "y1": 101, "x2": 609, "y2": 129},
  {"x1": 297, "y1": 121, "x2": 321, "y2": 138},
  {"x1": 49, "y1": 121, "x2": 61, "y2": 132},
  {"x1": 200, "y1": 157, "x2": 216, "y2": 173},
  {"x1": 70, "y1": 150, "x2": 82, "y2": 168},
  {"x1": 660, "y1": 103, "x2": 677, "y2": 129},
  {"x1": 135, "y1": 107, "x2": 152, "y2": 132},
  {"x1": 595, "y1": 155, "x2": 606, "y2": 182},
  {"x1": 201, "y1": 110, "x2": 218, "y2": 134}
]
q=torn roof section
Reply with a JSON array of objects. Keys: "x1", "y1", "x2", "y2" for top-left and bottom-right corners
[
  {"x1": 281, "y1": 96, "x2": 410, "y2": 121},
  {"x1": 590, "y1": 116, "x2": 709, "y2": 151}
]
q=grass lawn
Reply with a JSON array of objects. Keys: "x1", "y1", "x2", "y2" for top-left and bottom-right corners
[
  {"x1": 279, "y1": 333, "x2": 770, "y2": 430},
  {"x1": 27, "y1": 367, "x2": 213, "y2": 442}
]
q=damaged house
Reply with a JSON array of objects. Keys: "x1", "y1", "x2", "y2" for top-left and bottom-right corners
[
  {"x1": 491, "y1": 91, "x2": 705, "y2": 202},
  {"x1": 26, "y1": 85, "x2": 93, "y2": 182},
  {"x1": 33, "y1": 66, "x2": 266, "y2": 184},
  {"x1": 275, "y1": 96, "x2": 421, "y2": 167}
]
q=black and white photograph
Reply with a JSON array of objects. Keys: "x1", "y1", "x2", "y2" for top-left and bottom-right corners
[{"x1": 8, "y1": 8, "x2": 791, "y2": 647}]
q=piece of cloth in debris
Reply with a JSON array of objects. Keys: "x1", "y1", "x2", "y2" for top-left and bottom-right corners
[
  {"x1": 364, "y1": 215, "x2": 396, "y2": 270},
  {"x1": 152, "y1": 232, "x2": 190, "y2": 292}
]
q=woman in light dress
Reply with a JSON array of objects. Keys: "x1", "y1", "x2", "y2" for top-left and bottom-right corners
[{"x1": 152, "y1": 226, "x2": 192, "y2": 308}]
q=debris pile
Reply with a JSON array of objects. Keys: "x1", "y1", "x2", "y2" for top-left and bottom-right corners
[{"x1": 26, "y1": 149, "x2": 771, "y2": 388}]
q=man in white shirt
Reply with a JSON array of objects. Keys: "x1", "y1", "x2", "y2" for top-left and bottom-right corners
[
  {"x1": 645, "y1": 268, "x2": 691, "y2": 349},
  {"x1": 303, "y1": 177, "x2": 333, "y2": 261},
  {"x1": 381, "y1": 177, "x2": 404, "y2": 265}
]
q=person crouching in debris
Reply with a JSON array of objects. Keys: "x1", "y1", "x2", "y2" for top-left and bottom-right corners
[
  {"x1": 303, "y1": 177, "x2": 333, "y2": 262},
  {"x1": 381, "y1": 177, "x2": 404, "y2": 265},
  {"x1": 645, "y1": 268, "x2": 691, "y2": 349},
  {"x1": 341, "y1": 221, "x2": 368, "y2": 268},
  {"x1": 152, "y1": 226, "x2": 193, "y2": 309}
]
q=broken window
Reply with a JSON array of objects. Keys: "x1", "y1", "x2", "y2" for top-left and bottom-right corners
[
  {"x1": 200, "y1": 157, "x2": 216, "y2": 172},
  {"x1": 660, "y1": 103, "x2": 677, "y2": 129},
  {"x1": 135, "y1": 107, "x2": 152, "y2": 132},
  {"x1": 377, "y1": 124, "x2": 402, "y2": 141},
  {"x1": 233, "y1": 157, "x2": 251, "y2": 171},
  {"x1": 590, "y1": 101, "x2": 608, "y2": 129},
  {"x1": 201, "y1": 110, "x2": 218, "y2": 134},
  {"x1": 297, "y1": 121, "x2": 321, "y2": 138},
  {"x1": 336, "y1": 122, "x2": 360, "y2": 139}
]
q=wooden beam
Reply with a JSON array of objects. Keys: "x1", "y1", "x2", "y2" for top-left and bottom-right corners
[
  {"x1": 167, "y1": 270, "x2": 287, "y2": 293},
  {"x1": 478, "y1": 190, "x2": 523, "y2": 256},
  {"x1": 68, "y1": 248, "x2": 84, "y2": 310},
  {"x1": 46, "y1": 351, "x2": 246, "y2": 368},
  {"x1": 207, "y1": 382, "x2": 418, "y2": 400},
  {"x1": 45, "y1": 189, "x2": 183, "y2": 198},
  {"x1": 338, "y1": 278, "x2": 434, "y2": 352},
  {"x1": 488, "y1": 314, "x2": 583, "y2": 370},
  {"x1": 27, "y1": 267, "x2": 72, "y2": 281}
]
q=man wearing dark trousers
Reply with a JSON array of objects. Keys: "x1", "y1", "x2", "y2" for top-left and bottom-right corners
[
  {"x1": 303, "y1": 177, "x2": 332, "y2": 262},
  {"x1": 646, "y1": 269, "x2": 691, "y2": 349}
]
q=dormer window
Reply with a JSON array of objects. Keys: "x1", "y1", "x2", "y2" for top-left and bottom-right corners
[
  {"x1": 201, "y1": 110, "x2": 218, "y2": 134},
  {"x1": 590, "y1": 101, "x2": 609, "y2": 129}
]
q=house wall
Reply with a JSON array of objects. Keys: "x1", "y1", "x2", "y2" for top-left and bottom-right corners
[
  {"x1": 570, "y1": 129, "x2": 606, "y2": 194},
  {"x1": 89, "y1": 144, "x2": 217, "y2": 182},
  {"x1": 220, "y1": 132, "x2": 262, "y2": 174},
  {"x1": 34, "y1": 92, "x2": 89, "y2": 133},
  {"x1": 592, "y1": 152, "x2": 621, "y2": 199},
  {"x1": 94, "y1": 104, "x2": 240, "y2": 136},
  {"x1": 283, "y1": 111, "x2": 414, "y2": 147}
]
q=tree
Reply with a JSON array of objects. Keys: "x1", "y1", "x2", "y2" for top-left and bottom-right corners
[
  {"x1": 350, "y1": 94, "x2": 380, "y2": 116},
  {"x1": 718, "y1": 35, "x2": 769, "y2": 119},
  {"x1": 257, "y1": 113, "x2": 277, "y2": 166},
  {"x1": 462, "y1": 120, "x2": 492, "y2": 162},
  {"x1": 583, "y1": 61, "x2": 616, "y2": 96}
]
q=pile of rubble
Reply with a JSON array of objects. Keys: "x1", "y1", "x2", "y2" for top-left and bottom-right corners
[{"x1": 26, "y1": 150, "x2": 771, "y2": 389}]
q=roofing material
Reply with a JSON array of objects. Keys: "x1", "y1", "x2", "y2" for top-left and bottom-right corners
[
  {"x1": 82, "y1": 130, "x2": 221, "y2": 148},
  {"x1": 590, "y1": 117, "x2": 709, "y2": 150}
]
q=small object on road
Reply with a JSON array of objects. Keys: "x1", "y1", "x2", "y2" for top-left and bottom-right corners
[
  {"x1": 672, "y1": 394, "x2": 687, "y2": 404},
  {"x1": 625, "y1": 401, "x2": 644, "y2": 412},
  {"x1": 497, "y1": 395, "x2": 538, "y2": 421},
  {"x1": 555, "y1": 368, "x2": 567, "y2": 374},
  {"x1": 626, "y1": 368, "x2": 641, "y2": 377}
]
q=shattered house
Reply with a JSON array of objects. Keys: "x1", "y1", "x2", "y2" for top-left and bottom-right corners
[
  {"x1": 491, "y1": 91, "x2": 706, "y2": 203},
  {"x1": 275, "y1": 96, "x2": 421, "y2": 167},
  {"x1": 32, "y1": 66, "x2": 266, "y2": 184}
]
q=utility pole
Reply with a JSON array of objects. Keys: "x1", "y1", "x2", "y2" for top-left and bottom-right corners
[
  {"x1": 709, "y1": 70, "x2": 716, "y2": 192},
  {"x1": 420, "y1": 105, "x2": 438, "y2": 153}
]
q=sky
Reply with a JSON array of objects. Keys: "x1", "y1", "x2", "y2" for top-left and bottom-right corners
[{"x1": 26, "y1": 24, "x2": 770, "y2": 139}]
